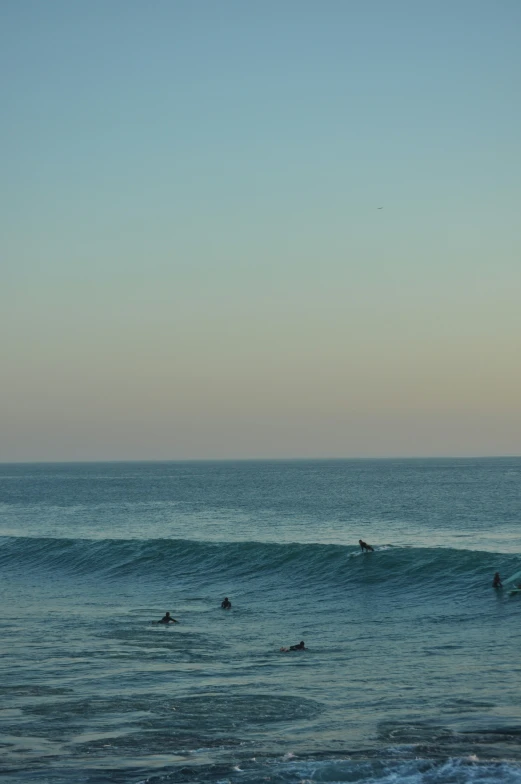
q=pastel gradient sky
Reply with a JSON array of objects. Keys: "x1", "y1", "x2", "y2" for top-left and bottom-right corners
[{"x1": 2, "y1": 0, "x2": 520, "y2": 461}]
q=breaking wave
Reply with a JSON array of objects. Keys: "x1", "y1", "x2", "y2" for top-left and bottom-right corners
[{"x1": 1, "y1": 535, "x2": 518, "y2": 596}]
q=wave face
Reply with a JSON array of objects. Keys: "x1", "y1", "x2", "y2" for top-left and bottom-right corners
[{"x1": 1, "y1": 535, "x2": 518, "y2": 595}]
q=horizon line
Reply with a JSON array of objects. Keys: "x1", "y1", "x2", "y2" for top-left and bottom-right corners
[{"x1": 1, "y1": 454, "x2": 520, "y2": 466}]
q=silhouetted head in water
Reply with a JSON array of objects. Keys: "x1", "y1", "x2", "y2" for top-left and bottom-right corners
[{"x1": 159, "y1": 612, "x2": 178, "y2": 623}]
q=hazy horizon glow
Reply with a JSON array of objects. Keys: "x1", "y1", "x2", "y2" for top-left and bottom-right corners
[{"x1": 2, "y1": 0, "x2": 520, "y2": 461}]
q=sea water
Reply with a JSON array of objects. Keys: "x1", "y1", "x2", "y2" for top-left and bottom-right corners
[{"x1": 1, "y1": 458, "x2": 520, "y2": 784}]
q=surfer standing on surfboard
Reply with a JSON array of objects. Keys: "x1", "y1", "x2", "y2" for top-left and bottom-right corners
[
  {"x1": 359, "y1": 539, "x2": 374, "y2": 552},
  {"x1": 492, "y1": 572, "x2": 503, "y2": 588}
]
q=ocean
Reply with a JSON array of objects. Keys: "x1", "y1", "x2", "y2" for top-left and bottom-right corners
[{"x1": 1, "y1": 458, "x2": 520, "y2": 784}]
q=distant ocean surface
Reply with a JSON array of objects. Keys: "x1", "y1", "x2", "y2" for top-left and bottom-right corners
[{"x1": 1, "y1": 458, "x2": 521, "y2": 784}]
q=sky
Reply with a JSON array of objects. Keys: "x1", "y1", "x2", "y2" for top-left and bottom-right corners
[{"x1": 1, "y1": 0, "x2": 520, "y2": 461}]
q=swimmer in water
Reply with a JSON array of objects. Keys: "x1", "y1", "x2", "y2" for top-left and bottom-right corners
[
  {"x1": 280, "y1": 640, "x2": 307, "y2": 652},
  {"x1": 158, "y1": 612, "x2": 178, "y2": 624},
  {"x1": 221, "y1": 597, "x2": 232, "y2": 609}
]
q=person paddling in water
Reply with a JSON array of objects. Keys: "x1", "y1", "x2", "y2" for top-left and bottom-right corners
[
  {"x1": 359, "y1": 539, "x2": 374, "y2": 552},
  {"x1": 221, "y1": 597, "x2": 232, "y2": 609},
  {"x1": 158, "y1": 612, "x2": 178, "y2": 624},
  {"x1": 280, "y1": 640, "x2": 306, "y2": 652},
  {"x1": 492, "y1": 572, "x2": 503, "y2": 588}
]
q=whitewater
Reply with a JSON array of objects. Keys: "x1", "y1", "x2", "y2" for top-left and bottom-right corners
[{"x1": 1, "y1": 458, "x2": 520, "y2": 784}]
